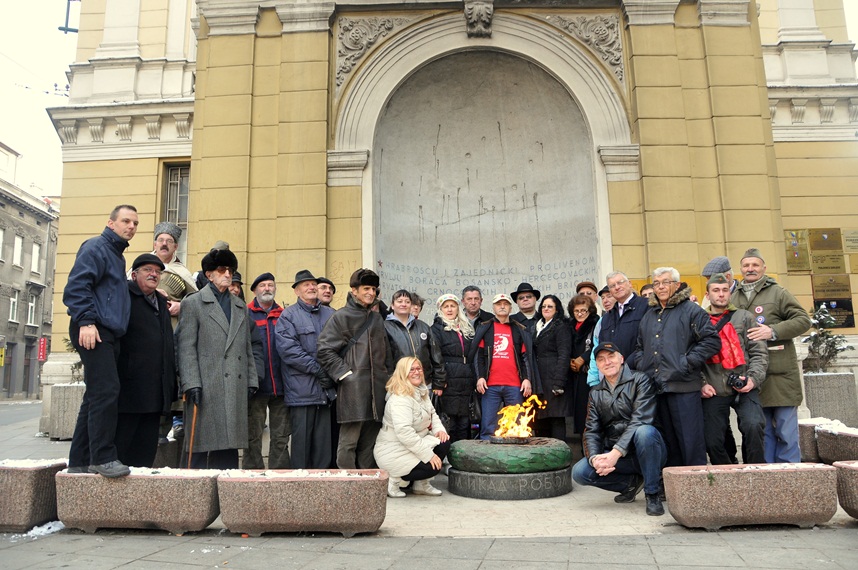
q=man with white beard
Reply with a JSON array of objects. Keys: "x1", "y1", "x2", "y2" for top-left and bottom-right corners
[{"x1": 243, "y1": 273, "x2": 291, "y2": 468}]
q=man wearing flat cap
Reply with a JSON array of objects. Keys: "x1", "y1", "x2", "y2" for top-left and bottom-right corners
[
  {"x1": 276, "y1": 270, "x2": 337, "y2": 468},
  {"x1": 572, "y1": 342, "x2": 666, "y2": 516},
  {"x1": 243, "y1": 272, "x2": 290, "y2": 469},
  {"x1": 731, "y1": 248, "x2": 810, "y2": 463},
  {"x1": 115, "y1": 254, "x2": 177, "y2": 467},
  {"x1": 317, "y1": 268, "x2": 392, "y2": 468},
  {"x1": 510, "y1": 282, "x2": 541, "y2": 332},
  {"x1": 177, "y1": 248, "x2": 258, "y2": 468},
  {"x1": 148, "y1": 221, "x2": 197, "y2": 317},
  {"x1": 316, "y1": 276, "x2": 336, "y2": 307}
]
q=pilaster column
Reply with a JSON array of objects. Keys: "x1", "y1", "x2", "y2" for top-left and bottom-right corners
[
  {"x1": 621, "y1": 0, "x2": 681, "y2": 26},
  {"x1": 94, "y1": 0, "x2": 141, "y2": 58},
  {"x1": 776, "y1": 0, "x2": 827, "y2": 42}
]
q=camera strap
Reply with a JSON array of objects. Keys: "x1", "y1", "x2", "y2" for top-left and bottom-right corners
[{"x1": 713, "y1": 310, "x2": 734, "y2": 333}]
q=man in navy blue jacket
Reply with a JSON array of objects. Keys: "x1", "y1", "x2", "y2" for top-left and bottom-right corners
[{"x1": 63, "y1": 205, "x2": 139, "y2": 478}]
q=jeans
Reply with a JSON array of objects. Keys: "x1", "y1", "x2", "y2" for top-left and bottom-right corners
[
  {"x1": 68, "y1": 322, "x2": 122, "y2": 468},
  {"x1": 572, "y1": 425, "x2": 667, "y2": 496},
  {"x1": 702, "y1": 390, "x2": 765, "y2": 464},
  {"x1": 480, "y1": 385, "x2": 524, "y2": 439},
  {"x1": 243, "y1": 394, "x2": 291, "y2": 469},
  {"x1": 763, "y1": 406, "x2": 801, "y2": 463}
]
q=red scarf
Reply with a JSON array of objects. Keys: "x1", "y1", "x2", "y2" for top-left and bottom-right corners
[{"x1": 706, "y1": 312, "x2": 746, "y2": 370}]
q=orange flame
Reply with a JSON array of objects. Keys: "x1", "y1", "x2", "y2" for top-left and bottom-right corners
[{"x1": 494, "y1": 395, "x2": 546, "y2": 438}]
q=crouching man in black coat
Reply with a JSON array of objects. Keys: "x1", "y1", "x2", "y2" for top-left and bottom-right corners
[
  {"x1": 572, "y1": 342, "x2": 667, "y2": 516},
  {"x1": 115, "y1": 253, "x2": 177, "y2": 467}
]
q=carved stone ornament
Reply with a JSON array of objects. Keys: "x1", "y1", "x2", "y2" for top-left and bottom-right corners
[
  {"x1": 337, "y1": 17, "x2": 411, "y2": 87},
  {"x1": 464, "y1": 0, "x2": 494, "y2": 38},
  {"x1": 545, "y1": 15, "x2": 624, "y2": 83}
]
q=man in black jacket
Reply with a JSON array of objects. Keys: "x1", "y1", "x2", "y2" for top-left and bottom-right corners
[
  {"x1": 63, "y1": 205, "x2": 139, "y2": 478},
  {"x1": 632, "y1": 267, "x2": 721, "y2": 467},
  {"x1": 115, "y1": 253, "x2": 176, "y2": 467},
  {"x1": 572, "y1": 342, "x2": 667, "y2": 516}
]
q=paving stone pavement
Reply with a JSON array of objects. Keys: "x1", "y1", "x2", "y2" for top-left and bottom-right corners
[{"x1": 2, "y1": 401, "x2": 857, "y2": 569}]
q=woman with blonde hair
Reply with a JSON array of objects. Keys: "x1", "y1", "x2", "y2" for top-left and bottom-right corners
[
  {"x1": 430, "y1": 293, "x2": 477, "y2": 443},
  {"x1": 374, "y1": 357, "x2": 450, "y2": 497}
]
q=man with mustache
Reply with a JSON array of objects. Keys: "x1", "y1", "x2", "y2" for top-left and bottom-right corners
[
  {"x1": 149, "y1": 221, "x2": 197, "y2": 317},
  {"x1": 731, "y1": 248, "x2": 810, "y2": 463},
  {"x1": 115, "y1": 254, "x2": 177, "y2": 467}
]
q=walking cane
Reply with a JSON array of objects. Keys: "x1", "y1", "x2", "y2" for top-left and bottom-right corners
[{"x1": 184, "y1": 393, "x2": 199, "y2": 469}]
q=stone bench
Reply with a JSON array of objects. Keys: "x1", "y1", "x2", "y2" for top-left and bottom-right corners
[
  {"x1": 833, "y1": 460, "x2": 858, "y2": 520},
  {"x1": 0, "y1": 460, "x2": 67, "y2": 532},
  {"x1": 798, "y1": 417, "x2": 833, "y2": 462},
  {"x1": 663, "y1": 463, "x2": 838, "y2": 530},
  {"x1": 56, "y1": 468, "x2": 220, "y2": 534},
  {"x1": 815, "y1": 423, "x2": 858, "y2": 464},
  {"x1": 217, "y1": 469, "x2": 387, "y2": 537}
]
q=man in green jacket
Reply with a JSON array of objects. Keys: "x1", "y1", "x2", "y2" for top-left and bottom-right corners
[{"x1": 731, "y1": 248, "x2": 811, "y2": 463}]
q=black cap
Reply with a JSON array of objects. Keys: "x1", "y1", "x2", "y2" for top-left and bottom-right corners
[
  {"x1": 317, "y1": 276, "x2": 336, "y2": 294},
  {"x1": 231, "y1": 271, "x2": 243, "y2": 284},
  {"x1": 251, "y1": 272, "x2": 276, "y2": 291},
  {"x1": 132, "y1": 253, "x2": 165, "y2": 271},
  {"x1": 593, "y1": 342, "x2": 621, "y2": 357},
  {"x1": 599, "y1": 286, "x2": 610, "y2": 296}
]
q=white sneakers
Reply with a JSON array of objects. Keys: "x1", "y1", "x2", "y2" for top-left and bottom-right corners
[{"x1": 412, "y1": 478, "x2": 442, "y2": 496}]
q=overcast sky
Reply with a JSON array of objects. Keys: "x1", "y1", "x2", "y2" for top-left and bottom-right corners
[{"x1": 1, "y1": 2, "x2": 857, "y2": 198}]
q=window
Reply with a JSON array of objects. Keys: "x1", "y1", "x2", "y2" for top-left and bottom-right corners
[
  {"x1": 27, "y1": 294, "x2": 37, "y2": 325},
  {"x1": 13, "y1": 234, "x2": 23, "y2": 266},
  {"x1": 0, "y1": 227, "x2": 4, "y2": 260},
  {"x1": 163, "y1": 164, "x2": 190, "y2": 261},
  {"x1": 9, "y1": 290, "x2": 19, "y2": 322},
  {"x1": 31, "y1": 242, "x2": 41, "y2": 274}
]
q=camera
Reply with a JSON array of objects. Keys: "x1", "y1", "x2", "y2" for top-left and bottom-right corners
[{"x1": 726, "y1": 372, "x2": 747, "y2": 390}]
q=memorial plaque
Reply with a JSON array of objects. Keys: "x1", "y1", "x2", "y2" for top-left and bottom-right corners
[
  {"x1": 843, "y1": 229, "x2": 858, "y2": 253},
  {"x1": 811, "y1": 274, "x2": 852, "y2": 298},
  {"x1": 810, "y1": 253, "x2": 847, "y2": 274},
  {"x1": 808, "y1": 228, "x2": 842, "y2": 251},
  {"x1": 813, "y1": 299, "x2": 855, "y2": 328},
  {"x1": 784, "y1": 229, "x2": 811, "y2": 272},
  {"x1": 850, "y1": 254, "x2": 858, "y2": 273}
]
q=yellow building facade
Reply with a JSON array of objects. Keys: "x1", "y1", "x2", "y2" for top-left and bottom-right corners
[{"x1": 47, "y1": 0, "x2": 858, "y2": 355}]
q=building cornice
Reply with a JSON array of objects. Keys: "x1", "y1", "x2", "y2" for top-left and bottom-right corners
[
  {"x1": 697, "y1": 0, "x2": 749, "y2": 27},
  {"x1": 621, "y1": 0, "x2": 680, "y2": 26}
]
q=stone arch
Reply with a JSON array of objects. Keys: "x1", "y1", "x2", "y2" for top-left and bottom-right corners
[{"x1": 332, "y1": 11, "x2": 635, "y2": 273}]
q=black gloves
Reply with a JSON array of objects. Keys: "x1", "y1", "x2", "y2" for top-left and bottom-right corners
[
  {"x1": 315, "y1": 367, "x2": 335, "y2": 389},
  {"x1": 185, "y1": 387, "x2": 202, "y2": 406},
  {"x1": 248, "y1": 386, "x2": 257, "y2": 400}
]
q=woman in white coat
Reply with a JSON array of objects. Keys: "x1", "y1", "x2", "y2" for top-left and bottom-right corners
[{"x1": 374, "y1": 356, "x2": 450, "y2": 497}]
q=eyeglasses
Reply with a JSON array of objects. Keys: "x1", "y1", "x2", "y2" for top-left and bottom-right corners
[
  {"x1": 573, "y1": 308, "x2": 589, "y2": 315},
  {"x1": 214, "y1": 266, "x2": 234, "y2": 275},
  {"x1": 409, "y1": 366, "x2": 423, "y2": 374},
  {"x1": 155, "y1": 237, "x2": 176, "y2": 245},
  {"x1": 608, "y1": 280, "x2": 628, "y2": 290},
  {"x1": 652, "y1": 280, "x2": 676, "y2": 289}
]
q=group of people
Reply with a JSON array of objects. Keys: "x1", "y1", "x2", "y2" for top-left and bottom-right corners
[{"x1": 63, "y1": 205, "x2": 811, "y2": 518}]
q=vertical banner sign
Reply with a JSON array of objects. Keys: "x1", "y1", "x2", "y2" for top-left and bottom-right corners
[{"x1": 38, "y1": 337, "x2": 48, "y2": 362}]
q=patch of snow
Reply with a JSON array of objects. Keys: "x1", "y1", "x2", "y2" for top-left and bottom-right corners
[
  {"x1": 9, "y1": 521, "x2": 65, "y2": 541},
  {"x1": 34, "y1": 432, "x2": 50, "y2": 438},
  {"x1": 815, "y1": 420, "x2": 858, "y2": 436},
  {"x1": 683, "y1": 463, "x2": 832, "y2": 473},
  {"x1": 126, "y1": 466, "x2": 221, "y2": 477},
  {"x1": 219, "y1": 469, "x2": 382, "y2": 479},
  {"x1": 0, "y1": 459, "x2": 67, "y2": 468}
]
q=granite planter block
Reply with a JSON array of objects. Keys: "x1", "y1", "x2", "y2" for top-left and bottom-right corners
[
  {"x1": 217, "y1": 469, "x2": 387, "y2": 537},
  {"x1": 49, "y1": 382, "x2": 85, "y2": 440},
  {"x1": 56, "y1": 468, "x2": 220, "y2": 534},
  {"x1": 152, "y1": 437, "x2": 182, "y2": 469},
  {"x1": 803, "y1": 372, "x2": 858, "y2": 427},
  {"x1": 833, "y1": 461, "x2": 858, "y2": 519},
  {"x1": 799, "y1": 417, "x2": 833, "y2": 462},
  {"x1": 0, "y1": 460, "x2": 67, "y2": 532},
  {"x1": 816, "y1": 423, "x2": 858, "y2": 464},
  {"x1": 663, "y1": 463, "x2": 837, "y2": 530}
]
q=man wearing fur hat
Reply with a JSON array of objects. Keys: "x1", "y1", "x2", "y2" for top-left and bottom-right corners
[
  {"x1": 731, "y1": 248, "x2": 810, "y2": 463},
  {"x1": 177, "y1": 248, "x2": 258, "y2": 469},
  {"x1": 317, "y1": 268, "x2": 392, "y2": 468},
  {"x1": 700, "y1": 273, "x2": 768, "y2": 465},
  {"x1": 632, "y1": 267, "x2": 721, "y2": 467},
  {"x1": 150, "y1": 221, "x2": 197, "y2": 317}
]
